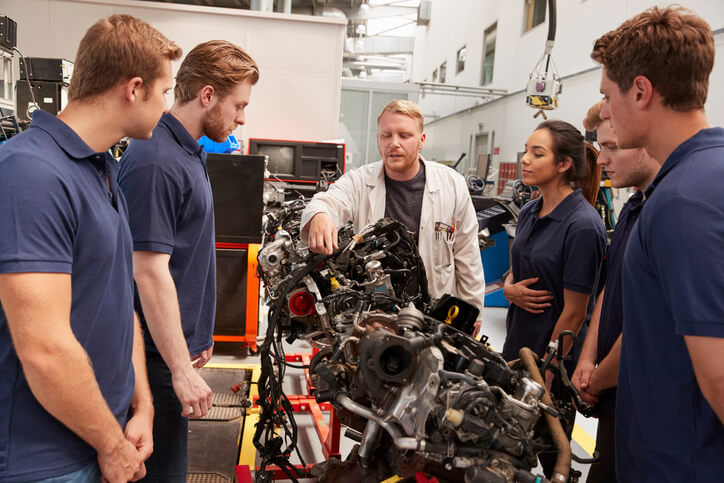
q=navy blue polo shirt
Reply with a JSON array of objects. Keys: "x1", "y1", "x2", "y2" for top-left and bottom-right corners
[
  {"x1": 119, "y1": 113, "x2": 216, "y2": 356},
  {"x1": 502, "y1": 189, "x2": 605, "y2": 361},
  {"x1": 0, "y1": 111, "x2": 135, "y2": 480},
  {"x1": 617, "y1": 128, "x2": 724, "y2": 481},
  {"x1": 594, "y1": 189, "x2": 644, "y2": 415}
]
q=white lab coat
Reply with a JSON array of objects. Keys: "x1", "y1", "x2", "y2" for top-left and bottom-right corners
[{"x1": 300, "y1": 158, "x2": 486, "y2": 319}]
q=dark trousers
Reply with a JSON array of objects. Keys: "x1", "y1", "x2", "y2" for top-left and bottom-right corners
[
  {"x1": 140, "y1": 351, "x2": 188, "y2": 483},
  {"x1": 586, "y1": 410, "x2": 617, "y2": 483}
]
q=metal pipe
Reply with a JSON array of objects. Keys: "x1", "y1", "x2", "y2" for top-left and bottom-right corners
[
  {"x1": 489, "y1": 386, "x2": 538, "y2": 414},
  {"x1": 336, "y1": 394, "x2": 425, "y2": 451},
  {"x1": 438, "y1": 368, "x2": 479, "y2": 387},
  {"x1": 357, "y1": 420, "x2": 381, "y2": 460},
  {"x1": 519, "y1": 348, "x2": 570, "y2": 483}
]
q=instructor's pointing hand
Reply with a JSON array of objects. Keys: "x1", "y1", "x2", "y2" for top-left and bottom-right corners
[{"x1": 308, "y1": 212, "x2": 338, "y2": 255}]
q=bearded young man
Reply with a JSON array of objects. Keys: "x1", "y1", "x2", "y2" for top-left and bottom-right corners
[{"x1": 118, "y1": 40, "x2": 259, "y2": 482}]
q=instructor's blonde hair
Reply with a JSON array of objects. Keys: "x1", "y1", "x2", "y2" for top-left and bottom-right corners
[{"x1": 377, "y1": 100, "x2": 424, "y2": 132}]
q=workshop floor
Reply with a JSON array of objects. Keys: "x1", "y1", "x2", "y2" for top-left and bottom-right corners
[{"x1": 211, "y1": 306, "x2": 596, "y2": 481}]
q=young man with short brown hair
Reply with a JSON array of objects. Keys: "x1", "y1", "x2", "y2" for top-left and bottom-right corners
[
  {"x1": 0, "y1": 14, "x2": 180, "y2": 483},
  {"x1": 592, "y1": 6, "x2": 724, "y2": 480},
  {"x1": 119, "y1": 40, "x2": 259, "y2": 482},
  {"x1": 572, "y1": 99, "x2": 659, "y2": 483}
]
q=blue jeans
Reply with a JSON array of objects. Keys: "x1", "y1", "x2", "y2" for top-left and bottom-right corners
[
  {"x1": 140, "y1": 351, "x2": 188, "y2": 483},
  {"x1": 35, "y1": 461, "x2": 101, "y2": 482}
]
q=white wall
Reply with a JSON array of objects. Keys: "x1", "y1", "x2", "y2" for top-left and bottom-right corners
[
  {"x1": 415, "y1": 0, "x2": 724, "y2": 119},
  {"x1": 420, "y1": 68, "x2": 604, "y2": 166},
  {"x1": 3, "y1": 0, "x2": 346, "y2": 148},
  {"x1": 413, "y1": 0, "x2": 724, "y2": 177}
]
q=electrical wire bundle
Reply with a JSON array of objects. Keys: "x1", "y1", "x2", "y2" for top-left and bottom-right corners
[{"x1": 253, "y1": 251, "x2": 330, "y2": 482}]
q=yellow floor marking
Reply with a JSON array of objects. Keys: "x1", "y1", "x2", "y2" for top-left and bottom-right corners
[
  {"x1": 572, "y1": 422, "x2": 596, "y2": 456},
  {"x1": 239, "y1": 411, "x2": 259, "y2": 467}
]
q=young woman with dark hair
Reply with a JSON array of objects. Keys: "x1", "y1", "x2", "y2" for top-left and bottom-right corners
[
  {"x1": 501, "y1": 118, "x2": 606, "y2": 478},
  {"x1": 501, "y1": 120, "x2": 605, "y2": 374}
]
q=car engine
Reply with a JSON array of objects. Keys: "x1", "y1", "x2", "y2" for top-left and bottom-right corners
[{"x1": 253, "y1": 200, "x2": 590, "y2": 483}]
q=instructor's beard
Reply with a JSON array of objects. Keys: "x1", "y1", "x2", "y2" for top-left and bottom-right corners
[{"x1": 202, "y1": 103, "x2": 231, "y2": 143}]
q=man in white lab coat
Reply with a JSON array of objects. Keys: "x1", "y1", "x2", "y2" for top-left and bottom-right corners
[{"x1": 301, "y1": 100, "x2": 486, "y2": 331}]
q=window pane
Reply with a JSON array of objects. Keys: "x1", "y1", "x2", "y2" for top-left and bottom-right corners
[
  {"x1": 339, "y1": 89, "x2": 369, "y2": 172},
  {"x1": 524, "y1": 0, "x2": 547, "y2": 32},
  {"x1": 533, "y1": 0, "x2": 546, "y2": 28},
  {"x1": 481, "y1": 23, "x2": 496, "y2": 85},
  {"x1": 440, "y1": 61, "x2": 447, "y2": 83},
  {"x1": 482, "y1": 51, "x2": 495, "y2": 85},
  {"x1": 456, "y1": 46, "x2": 466, "y2": 74}
]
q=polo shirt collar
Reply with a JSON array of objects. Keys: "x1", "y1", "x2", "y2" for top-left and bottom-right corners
[
  {"x1": 30, "y1": 110, "x2": 104, "y2": 161},
  {"x1": 646, "y1": 127, "x2": 724, "y2": 198},
  {"x1": 533, "y1": 188, "x2": 583, "y2": 221},
  {"x1": 629, "y1": 188, "x2": 645, "y2": 206},
  {"x1": 160, "y1": 112, "x2": 204, "y2": 157}
]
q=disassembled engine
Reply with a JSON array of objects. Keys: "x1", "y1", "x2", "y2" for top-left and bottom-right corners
[{"x1": 254, "y1": 200, "x2": 591, "y2": 483}]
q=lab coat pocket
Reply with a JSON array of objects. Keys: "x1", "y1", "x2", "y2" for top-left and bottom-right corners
[
  {"x1": 434, "y1": 260, "x2": 454, "y2": 282},
  {"x1": 433, "y1": 236, "x2": 455, "y2": 268}
]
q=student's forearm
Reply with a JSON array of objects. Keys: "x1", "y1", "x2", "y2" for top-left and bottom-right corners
[
  {"x1": 589, "y1": 335, "x2": 621, "y2": 392},
  {"x1": 133, "y1": 252, "x2": 212, "y2": 418},
  {"x1": 550, "y1": 313, "x2": 586, "y2": 357},
  {"x1": 550, "y1": 290, "x2": 590, "y2": 357},
  {"x1": 686, "y1": 335, "x2": 724, "y2": 424},
  {"x1": 579, "y1": 287, "x2": 605, "y2": 364},
  {"x1": 134, "y1": 264, "x2": 190, "y2": 374},
  {"x1": 20, "y1": 330, "x2": 128, "y2": 455},
  {"x1": 131, "y1": 313, "x2": 153, "y2": 413}
]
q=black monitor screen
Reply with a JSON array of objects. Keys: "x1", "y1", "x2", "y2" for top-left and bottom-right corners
[
  {"x1": 257, "y1": 145, "x2": 294, "y2": 176},
  {"x1": 249, "y1": 138, "x2": 345, "y2": 182}
]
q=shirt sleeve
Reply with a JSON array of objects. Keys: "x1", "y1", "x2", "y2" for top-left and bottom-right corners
[
  {"x1": 0, "y1": 158, "x2": 74, "y2": 274},
  {"x1": 452, "y1": 175, "x2": 486, "y2": 318},
  {"x1": 647, "y1": 194, "x2": 724, "y2": 336},
  {"x1": 118, "y1": 155, "x2": 180, "y2": 254},
  {"x1": 562, "y1": 218, "x2": 605, "y2": 295},
  {"x1": 300, "y1": 169, "x2": 361, "y2": 242}
]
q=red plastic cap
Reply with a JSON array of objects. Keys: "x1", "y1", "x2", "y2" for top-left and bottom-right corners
[{"x1": 289, "y1": 291, "x2": 316, "y2": 316}]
